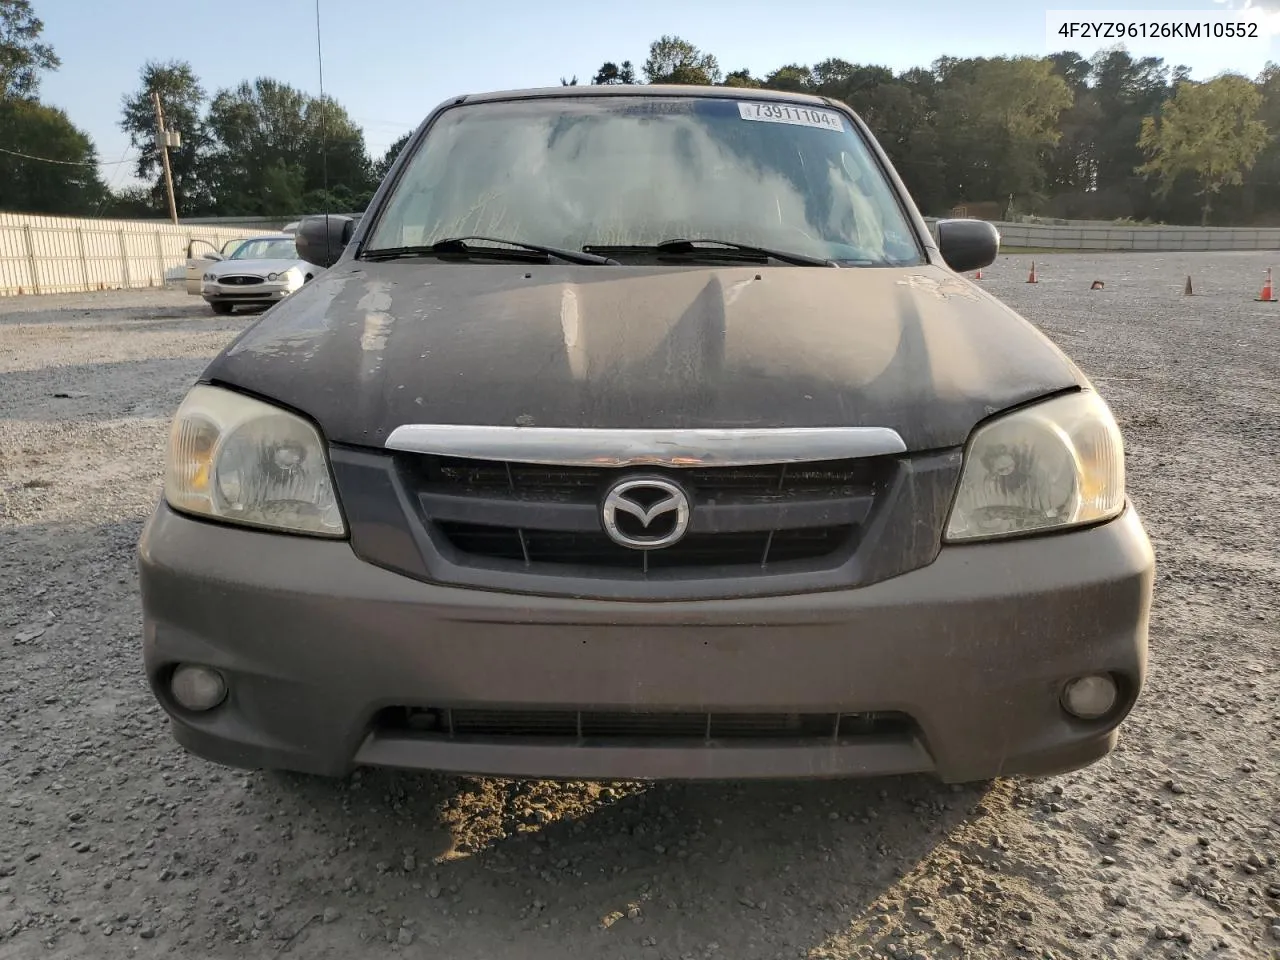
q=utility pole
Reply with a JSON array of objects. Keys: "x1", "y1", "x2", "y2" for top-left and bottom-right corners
[{"x1": 151, "y1": 91, "x2": 179, "y2": 225}]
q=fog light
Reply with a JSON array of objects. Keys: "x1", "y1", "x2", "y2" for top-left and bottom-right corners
[
  {"x1": 1061, "y1": 674, "x2": 1118, "y2": 720},
  {"x1": 170, "y1": 664, "x2": 227, "y2": 712}
]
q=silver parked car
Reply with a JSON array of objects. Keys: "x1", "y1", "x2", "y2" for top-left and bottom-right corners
[{"x1": 198, "y1": 235, "x2": 318, "y2": 314}]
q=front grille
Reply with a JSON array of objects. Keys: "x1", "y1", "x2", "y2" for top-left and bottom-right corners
[
  {"x1": 375, "y1": 707, "x2": 915, "y2": 743},
  {"x1": 399, "y1": 454, "x2": 888, "y2": 575},
  {"x1": 218, "y1": 275, "x2": 265, "y2": 286}
]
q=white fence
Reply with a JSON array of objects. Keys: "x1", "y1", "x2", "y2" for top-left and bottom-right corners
[
  {"x1": 4, "y1": 210, "x2": 1280, "y2": 298},
  {"x1": 926, "y1": 219, "x2": 1280, "y2": 252},
  {"x1": 0, "y1": 212, "x2": 261, "y2": 297}
]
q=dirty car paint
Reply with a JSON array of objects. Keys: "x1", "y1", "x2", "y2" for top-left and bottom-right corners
[{"x1": 202, "y1": 261, "x2": 1085, "y2": 451}]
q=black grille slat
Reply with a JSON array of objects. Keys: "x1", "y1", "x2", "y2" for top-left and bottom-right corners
[
  {"x1": 436, "y1": 523, "x2": 854, "y2": 570},
  {"x1": 418, "y1": 456, "x2": 881, "y2": 499},
  {"x1": 378, "y1": 708, "x2": 915, "y2": 743}
]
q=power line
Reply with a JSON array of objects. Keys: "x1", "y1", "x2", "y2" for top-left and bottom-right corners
[
  {"x1": 95, "y1": 142, "x2": 138, "y2": 215},
  {"x1": 0, "y1": 146, "x2": 139, "y2": 166}
]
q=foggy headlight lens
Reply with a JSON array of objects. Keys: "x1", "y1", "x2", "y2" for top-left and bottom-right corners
[
  {"x1": 164, "y1": 384, "x2": 346, "y2": 537},
  {"x1": 945, "y1": 390, "x2": 1124, "y2": 542}
]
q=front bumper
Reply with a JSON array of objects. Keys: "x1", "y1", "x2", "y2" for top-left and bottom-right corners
[
  {"x1": 137, "y1": 502, "x2": 1154, "y2": 783},
  {"x1": 201, "y1": 281, "x2": 294, "y2": 303}
]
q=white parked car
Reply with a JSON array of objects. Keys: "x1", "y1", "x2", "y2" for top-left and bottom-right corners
[{"x1": 187, "y1": 235, "x2": 320, "y2": 315}]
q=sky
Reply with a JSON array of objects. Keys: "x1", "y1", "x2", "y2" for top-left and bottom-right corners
[{"x1": 31, "y1": 0, "x2": 1280, "y2": 191}]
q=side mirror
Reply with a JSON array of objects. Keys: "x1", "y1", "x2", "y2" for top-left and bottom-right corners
[
  {"x1": 296, "y1": 215, "x2": 355, "y2": 268},
  {"x1": 936, "y1": 219, "x2": 999, "y2": 274}
]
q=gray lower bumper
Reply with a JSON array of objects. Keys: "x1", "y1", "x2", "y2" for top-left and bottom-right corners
[{"x1": 137, "y1": 503, "x2": 1154, "y2": 783}]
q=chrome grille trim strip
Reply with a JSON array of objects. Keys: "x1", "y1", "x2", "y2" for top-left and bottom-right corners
[{"x1": 382, "y1": 425, "x2": 906, "y2": 467}]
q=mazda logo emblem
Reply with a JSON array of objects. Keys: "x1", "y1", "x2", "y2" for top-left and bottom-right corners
[{"x1": 600, "y1": 476, "x2": 691, "y2": 550}]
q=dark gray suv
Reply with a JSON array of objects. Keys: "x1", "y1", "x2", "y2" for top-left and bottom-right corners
[{"x1": 137, "y1": 84, "x2": 1154, "y2": 783}]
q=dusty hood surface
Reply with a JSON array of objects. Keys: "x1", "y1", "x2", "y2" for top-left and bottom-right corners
[{"x1": 204, "y1": 261, "x2": 1085, "y2": 451}]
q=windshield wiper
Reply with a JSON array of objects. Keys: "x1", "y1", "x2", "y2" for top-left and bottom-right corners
[
  {"x1": 583, "y1": 238, "x2": 837, "y2": 267},
  {"x1": 362, "y1": 236, "x2": 617, "y2": 266}
]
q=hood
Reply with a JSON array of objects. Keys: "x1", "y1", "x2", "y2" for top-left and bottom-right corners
[
  {"x1": 209, "y1": 258, "x2": 304, "y2": 276},
  {"x1": 203, "y1": 261, "x2": 1085, "y2": 451}
]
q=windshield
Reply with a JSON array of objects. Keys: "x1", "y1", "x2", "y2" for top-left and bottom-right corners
[
  {"x1": 364, "y1": 96, "x2": 924, "y2": 265},
  {"x1": 229, "y1": 238, "x2": 297, "y2": 260}
]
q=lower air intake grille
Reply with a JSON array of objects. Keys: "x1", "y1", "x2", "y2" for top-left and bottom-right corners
[{"x1": 376, "y1": 707, "x2": 915, "y2": 743}]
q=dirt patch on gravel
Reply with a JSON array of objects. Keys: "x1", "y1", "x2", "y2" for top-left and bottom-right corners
[{"x1": 1, "y1": 262, "x2": 1277, "y2": 960}]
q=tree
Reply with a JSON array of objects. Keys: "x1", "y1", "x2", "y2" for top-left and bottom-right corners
[
  {"x1": 304, "y1": 94, "x2": 374, "y2": 206},
  {"x1": 373, "y1": 131, "x2": 412, "y2": 182},
  {"x1": 1138, "y1": 73, "x2": 1271, "y2": 224},
  {"x1": 722, "y1": 69, "x2": 760, "y2": 88},
  {"x1": 808, "y1": 62, "x2": 900, "y2": 132},
  {"x1": 0, "y1": 0, "x2": 58, "y2": 98},
  {"x1": 592, "y1": 61, "x2": 636, "y2": 85},
  {"x1": 560, "y1": 39, "x2": 1280, "y2": 224},
  {"x1": 119, "y1": 60, "x2": 215, "y2": 215},
  {"x1": 102, "y1": 185, "x2": 158, "y2": 218},
  {"x1": 205, "y1": 78, "x2": 374, "y2": 216},
  {"x1": 0, "y1": 98, "x2": 107, "y2": 213},
  {"x1": 762, "y1": 64, "x2": 812, "y2": 92},
  {"x1": 1243, "y1": 63, "x2": 1280, "y2": 223},
  {"x1": 1043, "y1": 51, "x2": 1101, "y2": 197},
  {"x1": 1089, "y1": 49, "x2": 1172, "y2": 201},
  {"x1": 642, "y1": 35, "x2": 721, "y2": 85},
  {"x1": 560, "y1": 75, "x2": 578, "y2": 86},
  {"x1": 932, "y1": 56, "x2": 1073, "y2": 205}
]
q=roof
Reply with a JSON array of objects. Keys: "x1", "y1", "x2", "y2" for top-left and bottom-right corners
[{"x1": 452, "y1": 84, "x2": 836, "y2": 108}]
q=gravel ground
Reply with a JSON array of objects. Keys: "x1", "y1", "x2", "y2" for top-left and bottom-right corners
[{"x1": 1, "y1": 254, "x2": 1277, "y2": 960}]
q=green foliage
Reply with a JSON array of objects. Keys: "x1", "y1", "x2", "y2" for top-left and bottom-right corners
[
  {"x1": 119, "y1": 60, "x2": 215, "y2": 215},
  {"x1": 721, "y1": 69, "x2": 760, "y2": 89},
  {"x1": 0, "y1": 98, "x2": 107, "y2": 213},
  {"x1": 592, "y1": 61, "x2": 636, "y2": 85},
  {"x1": 373, "y1": 132, "x2": 412, "y2": 183},
  {"x1": 202, "y1": 79, "x2": 373, "y2": 216},
  {"x1": 932, "y1": 56, "x2": 1073, "y2": 202},
  {"x1": 565, "y1": 39, "x2": 1280, "y2": 224},
  {"x1": 1138, "y1": 74, "x2": 1270, "y2": 224},
  {"x1": 763, "y1": 64, "x2": 812, "y2": 92},
  {"x1": 643, "y1": 36, "x2": 721, "y2": 85},
  {"x1": 101, "y1": 185, "x2": 158, "y2": 219},
  {"x1": 0, "y1": 0, "x2": 57, "y2": 98}
]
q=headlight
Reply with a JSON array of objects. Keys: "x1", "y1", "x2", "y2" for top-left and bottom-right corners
[
  {"x1": 203, "y1": 273, "x2": 216, "y2": 281},
  {"x1": 164, "y1": 384, "x2": 346, "y2": 537},
  {"x1": 944, "y1": 390, "x2": 1124, "y2": 542}
]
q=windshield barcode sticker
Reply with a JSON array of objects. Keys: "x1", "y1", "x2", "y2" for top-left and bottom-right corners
[{"x1": 737, "y1": 102, "x2": 844, "y2": 131}]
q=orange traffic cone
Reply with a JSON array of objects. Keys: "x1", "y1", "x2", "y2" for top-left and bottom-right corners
[
  {"x1": 1026, "y1": 262, "x2": 1038, "y2": 284},
  {"x1": 1184, "y1": 276, "x2": 1194, "y2": 296},
  {"x1": 1256, "y1": 268, "x2": 1276, "y2": 302}
]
